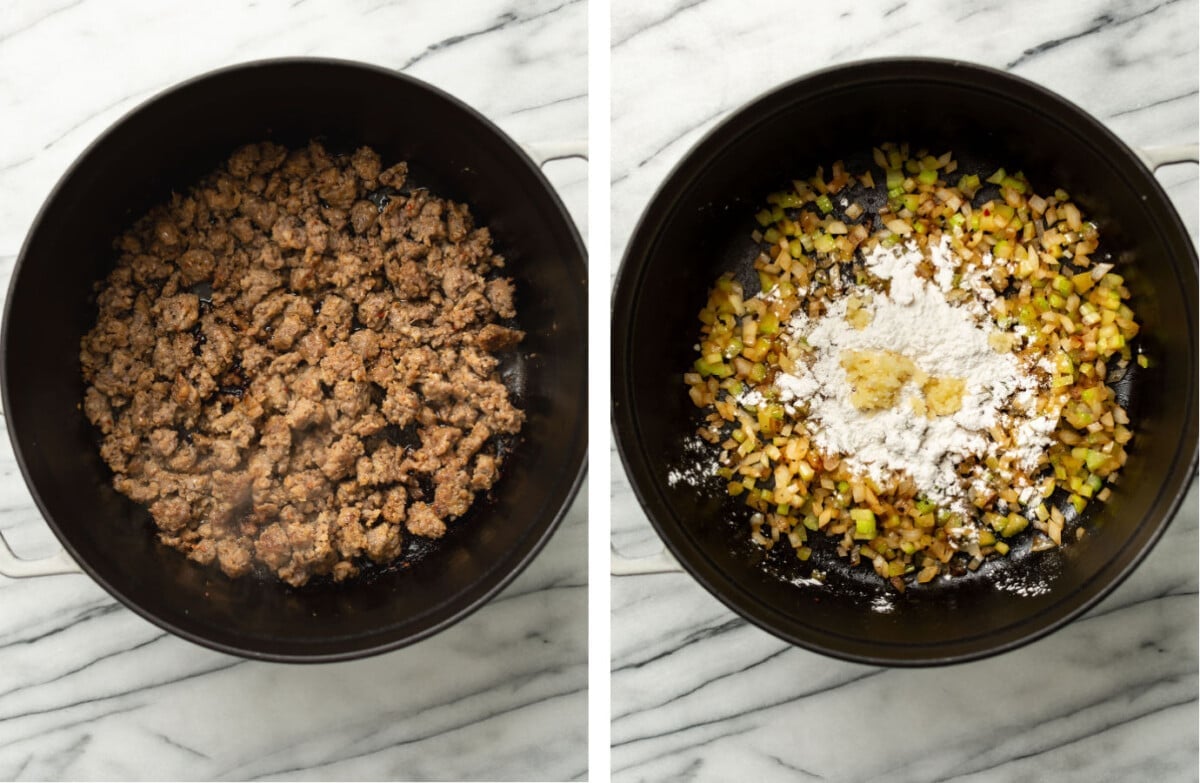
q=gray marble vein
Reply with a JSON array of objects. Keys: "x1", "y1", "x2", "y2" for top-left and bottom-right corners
[
  {"x1": 0, "y1": 0, "x2": 586, "y2": 780},
  {"x1": 611, "y1": 0, "x2": 1199, "y2": 781}
]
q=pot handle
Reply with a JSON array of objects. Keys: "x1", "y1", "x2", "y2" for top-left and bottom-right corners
[
  {"x1": 0, "y1": 398, "x2": 82, "y2": 577},
  {"x1": 523, "y1": 140, "x2": 588, "y2": 167},
  {"x1": 611, "y1": 544, "x2": 683, "y2": 576},
  {"x1": 0, "y1": 533, "x2": 81, "y2": 577},
  {"x1": 1136, "y1": 144, "x2": 1200, "y2": 169}
]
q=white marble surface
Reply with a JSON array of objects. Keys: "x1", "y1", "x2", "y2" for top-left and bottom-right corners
[
  {"x1": 611, "y1": 1, "x2": 1199, "y2": 781},
  {"x1": 0, "y1": 1, "x2": 586, "y2": 780}
]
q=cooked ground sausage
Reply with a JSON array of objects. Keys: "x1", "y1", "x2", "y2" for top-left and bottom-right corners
[{"x1": 80, "y1": 141, "x2": 524, "y2": 587}]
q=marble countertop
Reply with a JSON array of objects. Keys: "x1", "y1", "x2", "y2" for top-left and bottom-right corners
[
  {"x1": 611, "y1": 1, "x2": 1198, "y2": 781},
  {"x1": 0, "y1": 1, "x2": 586, "y2": 780}
]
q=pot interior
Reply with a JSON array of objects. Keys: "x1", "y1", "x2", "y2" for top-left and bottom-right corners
[{"x1": 614, "y1": 61, "x2": 1197, "y2": 664}]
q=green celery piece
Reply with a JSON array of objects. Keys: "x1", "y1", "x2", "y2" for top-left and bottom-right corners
[{"x1": 850, "y1": 508, "x2": 876, "y2": 540}]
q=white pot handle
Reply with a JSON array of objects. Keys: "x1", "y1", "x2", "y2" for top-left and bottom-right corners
[
  {"x1": 523, "y1": 140, "x2": 588, "y2": 167},
  {"x1": 611, "y1": 544, "x2": 682, "y2": 576},
  {"x1": 0, "y1": 399, "x2": 82, "y2": 577},
  {"x1": 0, "y1": 532, "x2": 81, "y2": 577},
  {"x1": 1135, "y1": 144, "x2": 1200, "y2": 169}
]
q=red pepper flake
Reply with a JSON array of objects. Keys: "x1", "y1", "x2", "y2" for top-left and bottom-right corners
[{"x1": 983, "y1": 209, "x2": 991, "y2": 216}]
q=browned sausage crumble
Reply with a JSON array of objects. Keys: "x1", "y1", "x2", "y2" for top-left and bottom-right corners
[{"x1": 80, "y1": 141, "x2": 525, "y2": 586}]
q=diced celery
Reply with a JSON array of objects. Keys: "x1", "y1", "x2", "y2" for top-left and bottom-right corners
[
  {"x1": 986, "y1": 168, "x2": 1007, "y2": 185},
  {"x1": 815, "y1": 194, "x2": 833, "y2": 214},
  {"x1": 1084, "y1": 450, "x2": 1109, "y2": 472},
  {"x1": 850, "y1": 509, "x2": 877, "y2": 540},
  {"x1": 1001, "y1": 514, "x2": 1029, "y2": 537},
  {"x1": 917, "y1": 168, "x2": 938, "y2": 186},
  {"x1": 1055, "y1": 351, "x2": 1074, "y2": 374},
  {"x1": 1064, "y1": 403, "x2": 1092, "y2": 428},
  {"x1": 759, "y1": 311, "x2": 779, "y2": 335},
  {"x1": 755, "y1": 209, "x2": 774, "y2": 227},
  {"x1": 1000, "y1": 176, "x2": 1026, "y2": 194},
  {"x1": 886, "y1": 169, "x2": 904, "y2": 189}
]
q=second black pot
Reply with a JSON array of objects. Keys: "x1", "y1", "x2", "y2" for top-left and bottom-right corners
[{"x1": 612, "y1": 58, "x2": 1197, "y2": 666}]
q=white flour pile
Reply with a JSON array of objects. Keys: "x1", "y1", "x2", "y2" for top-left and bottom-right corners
[{"x1": 772, "y1": 239, "x2": 1055, "y2": 512}]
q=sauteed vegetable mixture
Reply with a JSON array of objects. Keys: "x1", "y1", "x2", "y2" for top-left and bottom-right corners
[{"x1": 686, "y1": 143, "x2": 1139, "y2": 589}]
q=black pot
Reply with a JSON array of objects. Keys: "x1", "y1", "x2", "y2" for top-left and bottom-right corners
[
  {"x1": 2, "y1": 59, "x2": 587, "y2": 662},
  {"x1": 612, "y1": 58, "x2": 1197, "y2": 666}
]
